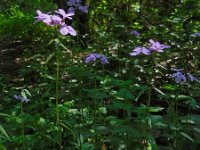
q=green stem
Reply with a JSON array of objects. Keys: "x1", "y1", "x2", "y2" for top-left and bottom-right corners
[
  {"x1": 56, "y1": 44, "x2": 60, "y2": 127},
  {"x1": 174, "y1": 88, "x2": 179, "y2": 149},
  {"x1": 78, "y1": 76, "x2": 83, "y2": 150},
  {"x1": 55, "y1": 40, "x2": 61, "y2": 148},
  {"x1": 21, "y1": 102, "x2": 25, "y2": 150},
  {"x1": 94, "y1": 70, "x2": 97, "y2": 143}
]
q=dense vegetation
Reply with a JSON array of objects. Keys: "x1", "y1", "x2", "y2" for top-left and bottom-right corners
[{"x1": 0, "y1": 0, "x2": 200, "y2": 149}]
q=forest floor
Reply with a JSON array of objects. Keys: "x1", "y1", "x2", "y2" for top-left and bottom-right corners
[{"x1": 0, "y1": 39, "x2": 25, "y2": 83}]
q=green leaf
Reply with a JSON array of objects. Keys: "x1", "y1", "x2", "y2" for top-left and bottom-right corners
[
  {"x1": 162, "y1": 83, "x2": 176, "y2": 91},
  {"x1": 0, "y1": 113, "x2": 11, "y2": 117},
  {"x1": 0, "y1": 144, "x2": 7, "y2": 150},
  {"x1": 105, "y1": 116, "x2": 124, "y2": 126},
  {"x1": 148, "y1": 134, "x2": 158, "y2": 150},
  {"x1": 153, "y1": 87, "x2": 165, "y2": 95},
  {"x1": 112, "y1": 100, "x2": 133, "y2": 112},
  {"x1": 149, "y1": 107, "x2": 164, "y2": 113},
  {"x1": 85, "y1": 89, "x2": 109, "y2": 100},
  {"x1": 23, "y1": 89, "x2": 31, "y2": 97},
  {"x1": 151, "y1": 115, "x2": 166, "y2": 127},
  {"x1": 111, "y1": 79, "x2": 132, "y2": 88},
  {"x1": 60, "y1": 123, "x2": 75, "y2": 139},
  {"x1": 98, "y1": 107, "x2": 107, "y2": 114},
  {"x1": 96, "y1": 126, "x2": 110, "y2": 135},
  {"x1": 0, "y1": 125, "x2": 11, "y2": 141},
  {"x1": 43, "y1": 74, "x2": 56, "y2": 80},
  {"x1": 193, "y1": 128, "x2": 200, "y2": 134},
  {"x1": 115, "y1": 88, "x2": 135, "y2": 100},
  {"x1": 45, "y1": 52, "x2": 55, "y2": 64},
  {"x1": 190, "y1": 99, "x2": 197, "y2": 109},
  {"x1": 179, "y1": 132, "x2": 194, "y2": 143},
  {"x1": 21, "y1": 90, "x2": 27, "y2": 100},
  {"x1": 135, "y1": 87, "x2": 147, "y2": 101}
]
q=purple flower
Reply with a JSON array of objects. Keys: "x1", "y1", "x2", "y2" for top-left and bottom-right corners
[
  {"x1": 171, "y1": 68, "x2": 198, "y2": 83},
  {"x1": 130, "y1": 47, "x2": 150, "y2": 56},
  {"x1": 68, "y1": 7, "x2": 76, "y2": 13},
  {"x1": 67, "y1": 0, "x2": 88, "y2": 13},
  {"x1": 35, "y1": 9, "x2": 77, "y2": 36},
  {"x1": 194, "y1": 32, "x2": 200, "y2": 37},
  {"x1": 149, "y1": 39, "x2": 170, "y2": 52},
  {"x1": 129, "y1": 30, "x2": 140, "y2": 36},
  {"x1": 55, "y1": 9, "x2": 74, "y2": 20},
  {"x1": 51, "y1": 15, "x2": 62, "y2": 25},
  {"x1": 14, "y1": 95, "x2": 30, "y2": 103},
  {"x1": 78, "y1": 5, "x2": 88, "y2": 13},
  {"x1": 34, "y1": 10, "x2": 52, "y2": 26},
  {"x1": 85, "y1": 53, "x2": 109, "y2": 65},
  {"x1": 171, "y1": 71, "x2": 186, "y2": 83},
  {"x1": 59, "y1": 24, "x2": 77, "y2": 36},
  {"x1": 85, "y1": 54, "x2": 96, "y2": 63},
  {"x1": 67, "y1": 0, "x2": 77, "y2": 6},
  {"x1": 100, "y1": 56, "x2": 109, "y2": 64}
]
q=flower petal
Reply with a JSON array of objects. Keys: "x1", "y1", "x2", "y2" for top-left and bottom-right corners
[
  {"x1": 79, "y1": 5, "x2": 88, "y2": 13},
  {"x1": 60, "y1": 25, "x2": 69, "y2": 35},
  {"x1": 141, "y1": 48, "x2": 150, "y2": 55},
  {"x1": 67, "y1": 26, "x2": 77, "y2": 36},
  {"x1": 175, "y1": 77, "x2": 181, "y2": 83}
]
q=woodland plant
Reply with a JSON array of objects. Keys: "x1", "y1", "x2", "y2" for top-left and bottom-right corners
[
  {"x1": 22, "y1": 7, "x2": 200, "y2": 150},
  {"x1": 1, "y1": 1, "x2": 200, "y2": 150},
  {"x1": 34, "y1": 8, "x2": 77, "y2": 148}
]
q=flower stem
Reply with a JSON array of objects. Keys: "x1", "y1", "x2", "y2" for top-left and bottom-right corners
[
  {"x1": 174, "y1": 88, "x2": 179, "y2": 149},
  {"x1": 55, "y1": 39, "x2": 61, "y2": 148},
  {"x1": 56, "y1": 43, "x2": 60, "y2": 127},
  {"x1": 94, "y1": 70, "x2": 97, "y2": 143},
  {"x1": 21, "y1": 102, "x2": 25, "y2": 150}
]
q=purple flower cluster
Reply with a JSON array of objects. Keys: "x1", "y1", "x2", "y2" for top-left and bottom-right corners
[
  {"x1": 14, "y1": 95, "x2": 30, "y2": 103},
  {"x1": 67, "y1": 0, "x2": 88, "y2": 13},
  {"x1": 129, "y1": 30, "x2": 140, "y2": 37},
  {"x1": 130, "y1": 39, "x2": 170, "y2": 56},
  {"x1": 171, "y1": 68, "x2": 198, "y2": 83},
  {"x1": 85, "y1": 53, "x2": 108, "y2": 65},
  {"x1": 34, "y1": 9, "x2": 77, "y2": 36}
]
